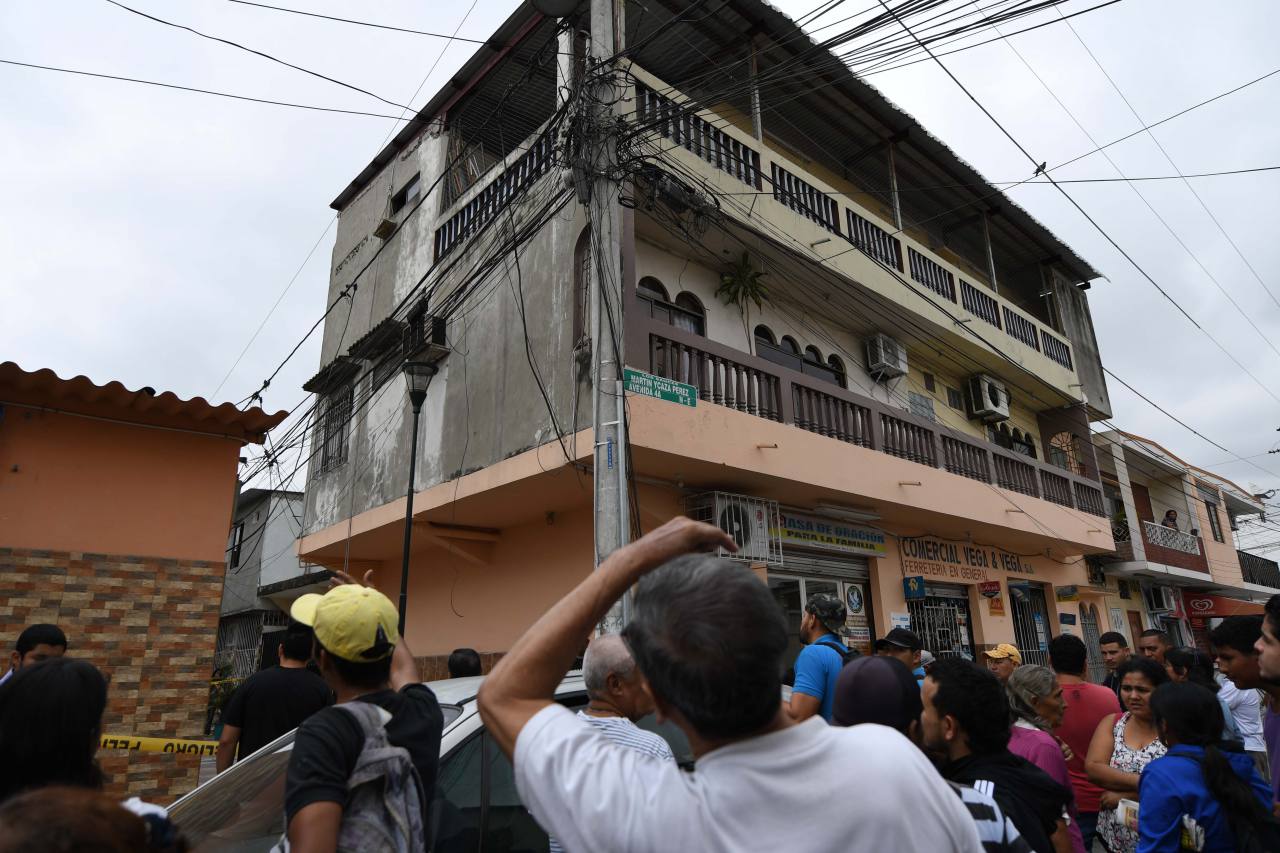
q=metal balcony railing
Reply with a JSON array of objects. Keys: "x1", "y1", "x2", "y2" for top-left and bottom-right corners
[
  {"x1": 1240, "y1": 550, "x2": 1280, "y2": 589},
  {"x1": 1142, "y1": 520, "x2": 1201, "y2": 555}
]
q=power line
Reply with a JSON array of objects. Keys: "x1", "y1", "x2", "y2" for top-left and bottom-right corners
[
  {"x1": 0, "y1": 58, "x2": 413, "y2": 120},
  {"x1": 223, "y1": 0, "x2": 489, "y2": 44},
  {"x1": 103, "y1": 0, "x2": 412, "y2": 111}
]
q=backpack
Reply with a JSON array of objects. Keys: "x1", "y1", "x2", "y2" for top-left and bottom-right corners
[
  {"x1": 274, "y1": 701, "x2": 426, "y2": 853},
  {"x1": 816, "y1": 641, "x2": 860, "y2": 666}
]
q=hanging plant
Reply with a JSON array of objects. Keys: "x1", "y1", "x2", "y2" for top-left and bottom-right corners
[{"x1": 716, "y1": 251, "x2": 769, "y2": 310}]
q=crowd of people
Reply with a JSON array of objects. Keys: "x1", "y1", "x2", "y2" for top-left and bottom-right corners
[{"x1": 4, "y1": 517, "x2": 1280, "y2": 852}]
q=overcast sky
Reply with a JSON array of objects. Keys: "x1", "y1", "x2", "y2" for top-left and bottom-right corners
[{"x1": 5, "y1": 0, "x2": 1279, "y2": 550}]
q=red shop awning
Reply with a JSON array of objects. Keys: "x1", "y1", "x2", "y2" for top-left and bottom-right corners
[{"x1": 1184, "y1": 592, "x2": 1266, "y2": 618}]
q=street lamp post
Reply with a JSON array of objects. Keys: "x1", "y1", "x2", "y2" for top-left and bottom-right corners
[{"x1": 398, "y1": 361, "x2": 437, "y2": 637}]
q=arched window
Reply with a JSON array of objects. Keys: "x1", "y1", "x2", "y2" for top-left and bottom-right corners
[
  {"x1": 992, "y1": 423, "x2": 1014, "y2": 450},
  {"x1": 804, "y1": 345, "x2": 823, "y2": 364},
  {"x1": 1048, "y1": 431, "x2": 1083, "y2": 475},
  {"x1": 754, "y1": 325, "x2": 776, "y2": 346},
  {"x1": 1010, "y1": 428, "x2": 1037, "y2": 459},
  {"x1": 673, "y1": 292, "x2": 706, "y2": 336},
  {"x1": 780, "y1": 336, "x2": 800, "y2": 355},
  {"x1": 638, "y1": 276, "x2": 669, "y2": 302},
  {"x1": 827, "y1": 355, "x2": 846, "y2": 388},
  {"x1": 573, "y1": 227, "x2": 591, "y2": 344}
]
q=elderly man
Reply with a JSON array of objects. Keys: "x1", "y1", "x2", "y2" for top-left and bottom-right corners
[
  {"x1": 548, "y1": 635, "x2": 673, "y2": 853},
  {"x1": 478, "y1": 517, "x2": 983, "y2": 852},
  {"x1": 982, "y1": 644, "x2": 1021, "y2": 685}
]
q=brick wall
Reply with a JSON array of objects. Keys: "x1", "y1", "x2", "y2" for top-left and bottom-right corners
[{"x1": 0, "y1": 548, "x2": 223, "y2": 804}]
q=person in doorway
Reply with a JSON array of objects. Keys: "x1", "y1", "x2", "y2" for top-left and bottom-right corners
[
  {"x1": 1254, "y1": 596, "x2": 1280, "y2": 811},
  {"x1": 447, "y1": 648, "x2": 482, "y2": 679},
  {"x1": 1050, "y1": 633, "x2": 1122, "y2": 852},
  {"x1": 1137, "y1": 630, "x2": 1171, "y2": 665},
  {"x1": 1209, "y1": 616, "x2": 1269, "y2": 778},
  {"x1": 477, "y1": 516, "x2": 985, "y2": 852},
  {"x1": 548, "y1": 634, "x2": 674, "y2": 853},
  {"x1": 1098, "y1": 631, "x2": 1131, "y2": 697},
  {"x1": 0, "y1": 624, "x2": 67, "y2": 687},
  {"x1": 1137, "y1": 682, "x2": 1278, "y2": 853},
  {"x1": 876, "y1": 627, "x2": 925, "y2": 685},
  {"x1": 1006, "y1": 665, "x2": 1085, "y2": 853},
  {"x1": 1163, "y1": 647, "x2": 1240, "y2": 744},
  {"x1": 922, "y1": 658, "x2": 1075, "y2": 853},
  {"x1": 284, "y1": 574, "x2": 444, "y2": 852},
  {"x1": 786, "y1": 593, "x2": 850, "y2": 722},
  {"x1": 1086, "y1": 657, "x2": 1171, "y2": 853},
  {"x1": 984, "y1": 644, "x2": 1022, "y2": 685},
  {"x1": 1160, "y1": 510, "x2": 1179, "y2": 530},
  {"x1": 216, "y1": 621, "x2": 333, "y2": 773},
  {"x1": 833, "y1": 655, "x2": 1033, "y2": 853}
]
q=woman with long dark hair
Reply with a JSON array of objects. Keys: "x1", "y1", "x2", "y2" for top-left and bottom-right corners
[
  {"x1": 1139, "y1": 681, "x2": 1278, "y2": 852},
  {"x1": 1163, "y1": 647, "x2": 1240, "y2": 743},
  {"x1": 0, "y1": 657, "x2": 107, "y2": 802}
]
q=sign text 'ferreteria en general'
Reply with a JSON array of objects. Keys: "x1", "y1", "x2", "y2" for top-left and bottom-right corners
[{"x1": 899, "y1": 537, "x2": 1036, "y2": 581}]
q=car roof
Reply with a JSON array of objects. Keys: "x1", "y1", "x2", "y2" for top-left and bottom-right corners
[{"x1": 426, "y1": 671, "x2": 585, "y2": 707}]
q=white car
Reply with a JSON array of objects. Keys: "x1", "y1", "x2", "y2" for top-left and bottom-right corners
[{"x1": 169, "y1": 674, "x2": 692, "y2": 852}]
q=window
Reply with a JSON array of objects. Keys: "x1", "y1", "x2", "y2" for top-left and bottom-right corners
[
  {"x1": 573, "y1": 227, "x2": 590, "y2": 344},
  {"x1": 753, "y1": 325, "x2": 776, "y2": 347},
  {"x1": 827, "y1": 355, "x2": 846, "y2": 388},
  {"x1": 923, "y1": 372, "x2": 936, "y2": 393},
  {"x1": 1047, "y1": 431, "x2": 1083, "y2": 475},
  {"x1": 780, "y1": 336, "x2": 800, "y2": 355},
  {"x1": 673, "y1": 292, "x2": 706, "y2": 336},
  {"x1": 1205, "y1": 500, "x2": 1225, "y2": 543},
  {"x1": 946, "y1": 386, "x2": 963, "y2": 410},
  {"x1": 908, "y1": 391, "x2": 936, "y2": 422},
  {"x1": 1010, "y1": 428, "x2": 1036, "y2": 459},
  {"x1": 320, "y1": 384, "x2": 354, "y2": 472},
  {"x1": 229, "y1": 523, "x2": 244, "y2": 569},
  {"x1": 638, "y1": 278, "x2": 706, "y2": 336},
  {"x1": 804, "y1": 345, "x2": 823, "y2": 364},
  {"x1": 637, "y1": 276, "x2": 669, "y2": 302},
  {"x1": 390, "y1": 173, "x2": 421, "y2": 214}
]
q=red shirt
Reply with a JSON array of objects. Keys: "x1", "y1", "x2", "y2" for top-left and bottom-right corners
[{"x1": 1053, "y1": 680, "x2": 1121, "y2": 813}]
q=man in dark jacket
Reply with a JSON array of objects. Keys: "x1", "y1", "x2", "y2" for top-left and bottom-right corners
[{"x1": 921, "y1": 658, "x2": 1073, "y2": 853}]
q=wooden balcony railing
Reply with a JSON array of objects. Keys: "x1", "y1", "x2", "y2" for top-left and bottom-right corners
[
  {"x1": 772, "y1": 163, "x2": 840, "y2": 234},
  {"x1": 908, "y1": 247, "x2": 956, "y2": 302},
  {"x1": 1003, "y1": 306, "x2": 1041, "y2": 351},
  {"x1": 633, "y1": 319, "x2": 1107, "y2": 517},
  {"x1": 636, "y1": 83, "x2": 761, "y2": 189},
  {"x1": 846, "y1": 210, "x2": 903, "y2": 271},
  {"x1": 960, "y1": 280, "x2": 1002, "y2": 330},
  {"x1": 1239, "y1": 550, "x2": 1280, "y2": 589},
  {"x1": 1041, "y1": 330, "x2": 1073, "y2": 370}
]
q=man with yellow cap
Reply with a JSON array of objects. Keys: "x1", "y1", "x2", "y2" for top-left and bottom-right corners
[
  {"x1": 283, "y1": 574, "x2": 443, "y2": 851},
  {"x1": 982, "y1": 644, "x2": 1022, "y2": 685}
]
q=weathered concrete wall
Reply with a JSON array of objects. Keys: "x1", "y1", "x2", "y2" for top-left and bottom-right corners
[
  {"x1": 1051, "y1": 272, "x2": 1112, "y2": 419},
  {"x1": 259, "y1": 493, "x2": 303, "y2": 588}
]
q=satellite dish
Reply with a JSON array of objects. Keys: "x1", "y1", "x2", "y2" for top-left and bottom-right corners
[{"x1": 532, "y1": 0, "x2": 581, "y2": 16}]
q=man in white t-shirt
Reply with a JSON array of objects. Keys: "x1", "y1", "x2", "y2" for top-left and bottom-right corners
[{"x1": 478, "y1": 517, "x2": 983, "y2": 853}]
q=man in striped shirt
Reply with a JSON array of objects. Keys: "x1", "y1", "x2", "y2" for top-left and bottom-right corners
[
  {"x1": 548, "y1": 634, "x2": 673, "y2": 853},
  {"x1": 833, "y1": 655, "x2": 1031, "y2": 853}
]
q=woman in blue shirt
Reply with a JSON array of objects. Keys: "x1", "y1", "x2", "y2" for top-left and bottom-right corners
[{"x1": 1138, "y1": 682, "x2": 1278, "y2": 852}]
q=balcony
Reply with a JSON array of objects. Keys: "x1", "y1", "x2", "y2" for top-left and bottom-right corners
[
  {"x1": 1111, "y1": 520, "x2": 1209, "y2": 574},
  {"x1": 635, "y1": 318, "x2": 1106, "y2": 517},
  {"x1": 1240, "y1": 549, "x2": 1280, "y2": 589}
]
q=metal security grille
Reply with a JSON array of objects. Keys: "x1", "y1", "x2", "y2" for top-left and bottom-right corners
[
  {"x1": 1009, "y1": 582, "x2": 1051, "y2": 667},
  {"x1": 685, "y1": 492, "x2": 783, "y2": 566},
  {"x1": 907, "y1": 586, "x2": 975, "y2": 661},
  {"x1": 1080, "y1": 603, "x2": 1106, "y2": 683}
]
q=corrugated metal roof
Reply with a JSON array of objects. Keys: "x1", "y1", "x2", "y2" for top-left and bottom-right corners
[{"x1": 0, "y1": 362, "x2": 288, "y2": 444}]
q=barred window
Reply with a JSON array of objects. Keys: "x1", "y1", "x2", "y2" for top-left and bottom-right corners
[{"x1": 320, "y1": 384, "x2": 354, "y2": 472}]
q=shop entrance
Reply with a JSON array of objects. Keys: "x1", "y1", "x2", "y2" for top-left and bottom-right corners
[
  {"x1": 1080, "y1": 603, "x2": 1105, "y2": 682},
  {"x1": 907, "y1": 583, "x2": 975, "y2": 661},
  {"x1": 767, "y1": 554, "x2": 873, "y2": 681},
  {"x1": 1009, "y1": 582, "x2": 1051, "y2": 667}
]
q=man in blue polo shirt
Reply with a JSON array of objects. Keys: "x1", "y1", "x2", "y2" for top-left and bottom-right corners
[{"x1": 785, "y1": 593, "x2": 851, "y2": 721}]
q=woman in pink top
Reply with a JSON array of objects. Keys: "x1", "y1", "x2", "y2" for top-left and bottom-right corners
[{"x1": 1007, "y1": 665, "x2": 1085, "y2": 853}]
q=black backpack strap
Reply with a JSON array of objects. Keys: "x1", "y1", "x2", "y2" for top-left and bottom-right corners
[{"x1": 816, "y1": 641, "x2": 854, "y2": 662}]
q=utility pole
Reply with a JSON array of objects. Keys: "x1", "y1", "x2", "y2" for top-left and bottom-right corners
[{"x1": 587, "y1": 0, "x2": 629, "y2": 633}]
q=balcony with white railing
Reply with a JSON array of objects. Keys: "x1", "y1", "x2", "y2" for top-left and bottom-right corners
[
  {"x1": 629, "y1": 69, "x2": 1084, "y2": 403},
  {"x1": 1142, "y1": 520, "x2": 1200, "y2": 555}
]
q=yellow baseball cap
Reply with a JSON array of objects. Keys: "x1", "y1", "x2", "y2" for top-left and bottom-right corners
[
  {"x1": 290, "y1": 586, "x2": 400, "y2": 662},
  {"x1": 983, "y1": 643, "x2": 1022, "y2": 665}
]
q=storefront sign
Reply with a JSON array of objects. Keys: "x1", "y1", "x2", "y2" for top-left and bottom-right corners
[
  {"x1": 1182, "y1": 593, "x2": 1265, "y2": 618},
  {"x1": 1059, "y1": 613, "x2": 1077, "y2": 626},
  {"x1": 899, "y1": 537, "x2": 1036, "y2": 582},
  {"x1": 845, "y1": 585, "x2": 865, "y2": 615},
  {"x1": 623, "y1": 368, "x2": 697, "y2": 407},
  {"x1": 773, "y1": 510, "x2": 887, "y2": 557},
  {"x1": 891, "y1": 612, "x2": 912, "y2": 632},
  {"x1": 1055, "y1": 585, "x2": 1080, "y2": 603},
  {"x1": 903, "y1": 576, "x2": 926, "y2": 601},
  {"x1": 979, "y1": 581, "x2": 1005, "y2": 616}
]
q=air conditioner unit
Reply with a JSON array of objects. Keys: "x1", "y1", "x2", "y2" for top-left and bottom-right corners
[
  {"x1": 865, "y1": 333, "x2": 908, "y2": 380},
  {"x1": 684, "y1": 492, "x2": 781, "y2": 565},
  {"x1": 966, "y1": 373, "x2": 1010, "y2": 423},
  {"x1": 1143, "y1": 585, "x2": 1176, "y2": 613}
]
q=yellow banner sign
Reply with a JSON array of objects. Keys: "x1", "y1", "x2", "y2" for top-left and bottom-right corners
[{"x1": 100, "y1": 735, "x2": 218, "y2": 757}]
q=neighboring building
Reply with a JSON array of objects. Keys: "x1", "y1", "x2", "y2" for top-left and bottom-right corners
[
  {"x1": 212, "y1": 489, "x2": 326, "y2": 711},
  {"x1": 0, "y1": 361, "x2": 285, "y2": 802},
  {"x1": 296, "y1": 1, "x2": 1117, "y2": 676},
  {"x1": 1090, "y1": 430, "x2": 1275, "y2": 658}
]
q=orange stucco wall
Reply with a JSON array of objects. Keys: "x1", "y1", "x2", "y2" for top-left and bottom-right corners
[{"x1": 0, "y1": 407, "x2": 240, "y2": 562}]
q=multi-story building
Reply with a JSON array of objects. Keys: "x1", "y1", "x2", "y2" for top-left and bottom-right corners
[
  {"x1": 296, "y1": 1, "x2": 1117, "y2": 675},
  {"x1": 1091, "y1": 429, "x2": 1275, "y2": 657}
]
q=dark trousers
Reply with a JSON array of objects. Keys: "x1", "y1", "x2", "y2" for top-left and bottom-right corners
[{"x1": 1076, "y1": 811, "x2": 1099, "y2": 851}]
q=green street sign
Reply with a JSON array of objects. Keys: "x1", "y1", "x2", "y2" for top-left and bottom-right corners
[{"x1": 623, "y1": 368, "x2": 697, "y2": 408}]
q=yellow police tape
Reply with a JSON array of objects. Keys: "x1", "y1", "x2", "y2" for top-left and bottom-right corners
[{"x1": 100, "y1": 735, "x2": 219, "y2": 757}]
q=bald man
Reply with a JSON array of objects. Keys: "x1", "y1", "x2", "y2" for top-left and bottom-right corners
[{"x1": 549, "y1": 634, "x2": 675, "y2": 853}]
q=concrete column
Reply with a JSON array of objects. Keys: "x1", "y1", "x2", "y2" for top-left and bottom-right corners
[{"x1": 1112, "y1": 441, "x2": 1146, "y2": 563}]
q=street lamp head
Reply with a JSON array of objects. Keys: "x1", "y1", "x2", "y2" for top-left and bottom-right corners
[{"x1": 403, "y1": 361, "x2": 437, "y2": 411}]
